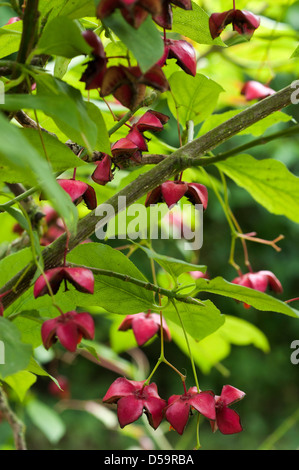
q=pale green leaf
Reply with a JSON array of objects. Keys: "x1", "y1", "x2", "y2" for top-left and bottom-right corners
[
  {"x1": 0, "y1": 113, "x2": 78, "y2": 233},
  {"x1": 167, "y1": 72, "x2": 224, "y2": 127},
  {"x1": 0, "y1": 317, "x2": 32, "y2": 379},
  {"x1": 136, "y1": 244, "x2": 206, "y2": 281},
  {"x1": 195, "y1": 277, "x2": 299, "y2": 318},
  {"x1": 217, "y1": 154, "x2": 299, "y2": 223},
  {"x1": 163, "y1": 299, "x2": 225, "y2": 341},
  {"x1": 4, "y1": 371, "x2": 37, "y2": 402},
  {"x1": 0, "y1": 20, "x2": 22, "y2": 59},
  {"x1": 56, "y1": 242, "x2": 155, "y2": 314},
  {"x1": 172, "y1": 1, "x2": 225, "y2": 47},
  {"x1": 35, "y1": 16, "x2": 92, "y2": 58},
  {"x1": 26, "y1": 399, "x2": 66, "y2": 444}
]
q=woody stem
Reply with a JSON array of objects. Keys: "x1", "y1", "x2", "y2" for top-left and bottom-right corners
[{"x1": 0, "y1": 387, "x2": 27, "y2": 450}]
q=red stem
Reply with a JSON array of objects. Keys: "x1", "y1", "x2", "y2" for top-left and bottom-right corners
[{"x1": 285, "y1": 297, "x2": 299, "y2": 304}]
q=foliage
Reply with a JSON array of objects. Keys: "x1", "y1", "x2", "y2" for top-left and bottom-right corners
[{"x1": 0, "y1": 0, "x2": 298, "y2": 451}]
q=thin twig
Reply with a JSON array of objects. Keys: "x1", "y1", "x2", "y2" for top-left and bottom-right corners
[{"x1": 0, "y1": 387, "x2": 27, "y2": 450}]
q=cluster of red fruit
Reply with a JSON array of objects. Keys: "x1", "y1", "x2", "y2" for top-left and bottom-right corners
[
  {"x1": 34, "y1": 265, "x2": 95, "y2": 352},
  {"x1": 79, "y1": 20, "x2": 197, "y2": 111},
  {"x1": 52, "y1": 108, "x2": 172, "y2": 210},
  {"x1": 5, "y1": 0, "x2": 284, "y2": 442},
  {"x1": 103, "y1": 378, "x2": 245, "y2": 436}
]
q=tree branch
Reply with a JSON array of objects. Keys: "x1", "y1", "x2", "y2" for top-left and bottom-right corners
[
  {"x1": 66, "y1": 263, "x2": 203, "y2": 307},
  {"x1": 0, "y1": 83, "x2": 295, "y2": 309},
  {"x1": 15, "y1": 0, "x2": 40, "y2": 66},
  {"x1": 189, "y1": 123, "x2": 299, "y2": 168},
  {"x1": 13, "y1": 110, "x2": 57, "y2": 137},
  {"x1": 0, "y1": 386, "x2": 27, "y2": 450}
]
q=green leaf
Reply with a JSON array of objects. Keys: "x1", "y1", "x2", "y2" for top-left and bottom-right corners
[
  {"x1": 81, "y1": 339, "x2": 137, "y2": 378},
  {"x1": 219, "y1": 315, "x2": 270, "y2": 352},
  {"x1": 170, "y1": 320, "x2": 230, "y2": 375},
  {"x1": 216, "y1": 154, "x2": 299, "y2": 223},
  {"x1": 0, "y1": 317, "x2": 32, "y2": 379},
  {"x1": 20, "y1": 128, "x2": 87, "y2": 174},
  {"x1": 103, "y1": 11, "x2": 164, "y2": 73},
  {"x1": 291, "y1": 45, "x2": 299, "y2": 58},
  {"x1": 85, "y1": 102, "x2": 111, "y2": 155},
  {"x1": 169, "y1": 314, "x2": 269, "y2": 374},
  {"x1": 26, "y1": 399, "x2": 66, "y2": 444},
  {"x1": 109, "y1": 317, "x2": 137, "y2": 354},
  {"x1": 194, "y1": 277, "x2": 299, "y2": 318},
  {"x1": 54, "y1": 56, "x2": 72, "y2": 79},
  {"x1": 163, "y1": 299, "x2": 225, "y2": 341},
  {"x1": 0, "y1": 113, "x2": 78, "y2": 233},
  {"x1": 4, "y1": 207, "x2": 30, "y2": 232},
  {"x1": 12, "y1": 311, "x2": 43, "y2": 349},
  {"x1": 0, "y1": 248, "x2": 32, "y2": 286},
  {"x1": 172, "y1": 1, "x2": 225, "y2": 47},
  {"x1": 0, "y1": 21, "x2": 22, "y2": 59},
  {"x1": 57, "y1": 242, "x2": 155, "y2": 314},
  {"x1": 39, "y1": 0, "x2": 96, "y2": 21},
  {"x1": 4, "y1": 371, "x2": 37, "y2": 402},
  {"x1": 167, "y1": 72, "x2": 223, "y2": 127},
  {"x1": 26, "y1": 356, "x2": 63, "y2": 390},
  {"x1": 35, "y1": 16, "x2": 92, "y2": 58},
  {"x1": 35, "y1": 74, "x2": 98, "y2": 153},
  {"x1": 136, "y1": 244, "x2": 206, "y2": 281},
  {"x1": 0, "y1": 74, "x2": 98, "y2": 154}
]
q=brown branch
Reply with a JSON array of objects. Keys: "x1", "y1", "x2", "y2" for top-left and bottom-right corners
[
  {"x1": 13, "y1": 111, "x2": 57, "y2": 137},
  {"x1": 0, "y1": 386, "x2": 27, "y2": 450},
  {"x1": 0, "y1": 83, "x2": 295, "y2": 309}
]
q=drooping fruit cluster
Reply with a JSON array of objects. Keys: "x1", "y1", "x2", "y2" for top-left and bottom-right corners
[
  {"x1": 80, "y1": 1, "x2": 198, "y2": 110},
  {"x1": 12, "y1": 0, "x2": 278, "y2": 449},
  {"x1": 111, "y1": 110, "x2": 169, "y2": 166},
  {"x1": 145, "y1": 180, "x2": 209, "y2": 210},
  {"x1": 97, "y1": 0, "x2": 192, "y2": 31},
  {"x1": 103, "y1": 378, "x2": 245, "y2": 436},
  {"x1": 34, "y1": 266, "x2": 95, "y2": 352}
]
